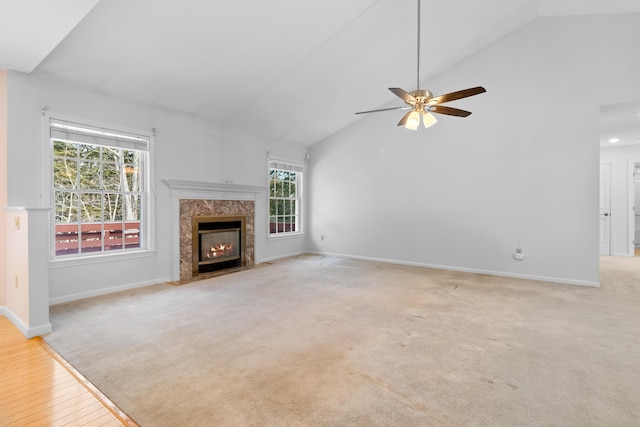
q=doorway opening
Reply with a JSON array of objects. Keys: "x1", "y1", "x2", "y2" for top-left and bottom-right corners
[
  {"x1": 631, "y1": 162, "x2": 640, "y2": 256},
  {"x1": 600, "y1": 100, "x2": 640, "y2": 258}
]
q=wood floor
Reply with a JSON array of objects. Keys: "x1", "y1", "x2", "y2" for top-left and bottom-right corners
[{"x1": 0, "y1": 316, "x2": 138, "y2": 426}]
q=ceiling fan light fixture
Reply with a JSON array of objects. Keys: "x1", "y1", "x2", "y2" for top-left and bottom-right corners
[
  {"x1": 422, "y1": 112, "x2": 437, "y2": 128},
  {"x1": 405, "y1": 111, "x2": 421, "y2": 130},
  {"x1": 354, "y1": 0, "x2": 485, "y2": 129}
]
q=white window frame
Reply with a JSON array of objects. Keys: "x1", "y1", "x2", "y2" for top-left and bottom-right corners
[
  {"x1": 268, "y1": 156, "x2": 304, "y2": 238},
  {"x1": 43, "y1": 112, "x2": 155, "y2": 262}
]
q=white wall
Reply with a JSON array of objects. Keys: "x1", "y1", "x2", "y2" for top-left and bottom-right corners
[
  {"x1": 1, "y1": 69, "x2": 7, "y2": 309},
  {"x1": 308, "y1": 14, "x2": 640, "y2": 286},
  {"x1": 4, "y1": 209, "x2": 30, "y2": 328},
  {"x1": 600, "y1": 144, "x2": 640, "y2": 256},
  {"x1": 7, "y1": 72, "x2": 307, "y2": 304},
  {"x1": 3, "y1": 207, "x2": 51, "y2": 337}
]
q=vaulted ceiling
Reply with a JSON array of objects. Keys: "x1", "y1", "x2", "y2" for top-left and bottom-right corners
[{"x1": 2, "y1": 0, "x2": 639, "y2": 146}]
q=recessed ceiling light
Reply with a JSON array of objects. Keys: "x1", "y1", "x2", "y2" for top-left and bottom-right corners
[{"x1": 609, "y1": 138, "x2": 620, "y2": 143}]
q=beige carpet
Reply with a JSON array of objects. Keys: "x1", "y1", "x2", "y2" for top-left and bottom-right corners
[{"x1": 45, "y1": 254, "x2": 640, "y2": 426}]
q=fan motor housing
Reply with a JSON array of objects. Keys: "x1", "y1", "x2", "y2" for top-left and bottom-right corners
[
  {"x1": 410, "y1": 89, "x2": 433, "y2": 103},
  {"x1": 408, "y1": 89, "x2": 433, "y2": 113}
]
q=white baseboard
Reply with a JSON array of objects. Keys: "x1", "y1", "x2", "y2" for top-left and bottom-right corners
[
  {"x1": 0, "y1": 306, "x2": 53, "y2": 338},
  {"x1": 258, "y1": 251, "x2": 307, "y2": 264},
  {"x1": 49, "y1": 276, "x2": 172, "y2": 305},
  {"x1": 308, "y1": 251, "x2": 601, "y2": 288},
  {"x1": 613, "y1": 252, "x2": 633, "y2": 257}
]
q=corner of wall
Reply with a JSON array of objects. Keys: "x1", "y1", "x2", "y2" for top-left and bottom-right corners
[
  {"x1": 1, "y1": 69, "x2": 8, "y2": 308},
  {"x1": 1, "y1": 304, "x2": 52, "y2": 338},
  {"x1": 3, "y1": 207, "x2": 52, "y2": 337},
  {"x1": 4, "y1": 208, "x2": 30, "y2": 327}
]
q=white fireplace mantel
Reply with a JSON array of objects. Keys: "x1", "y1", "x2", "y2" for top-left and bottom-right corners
[
  {"x1": 163, "y1": 179, "x2": 265, "y2": 199},
  {"x1": 163, "y1": 179, "x2": 267, "y2": 281}
]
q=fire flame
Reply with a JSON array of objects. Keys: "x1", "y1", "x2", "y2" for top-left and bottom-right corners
[{"x1": 205, "y1": 243, "x2": 235, "y2": 258}]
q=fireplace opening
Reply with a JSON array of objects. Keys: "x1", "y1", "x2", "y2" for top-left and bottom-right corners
[{"x1": 192, "y1": 215, "x2": 246, "y2": 275}]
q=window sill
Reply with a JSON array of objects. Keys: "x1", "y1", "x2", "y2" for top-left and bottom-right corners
[
  {"x1": 49, "y1": 249, "x2": 156, "y2": 269},
  {"x1": 267, "y1": 232, "x2": 304, "y2": 240}
]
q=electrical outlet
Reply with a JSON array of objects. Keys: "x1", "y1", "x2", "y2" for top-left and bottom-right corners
[
  {"x1": 513, "y1": 249, "x2": 525, "y2": 260},
  {"x1": 320, "y1": 235, "x2": 325, "y2": 241}
]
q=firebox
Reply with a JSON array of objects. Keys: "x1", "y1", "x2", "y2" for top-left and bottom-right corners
[{"x1": 192, "y1": 215, "x2": 246, "y2": 275}]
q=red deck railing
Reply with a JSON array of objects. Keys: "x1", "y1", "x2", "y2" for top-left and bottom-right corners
[
  {"x1": 55, "y1": 222, "x2": 140, "y2": 256},
  {"x1": 269, "y1": 222, "x2": 296, "y2": 233}
]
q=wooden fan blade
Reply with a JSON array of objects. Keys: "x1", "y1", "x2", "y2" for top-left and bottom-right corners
[
  {"x1": 430, "y1": 105, "x2": 472, "y2": 117},
  {"x1": 431, "y1": 86, "x2": 486, "y2": 104},
  {"x1": 389, "y1": 88, "x2": 417, "y2": 104},
  {"x1": 355, "y1": 106, "x2": 408, "y2": 115},
  {"x1": 397, "y1": 111, "x2": 414, "y2": 126}
]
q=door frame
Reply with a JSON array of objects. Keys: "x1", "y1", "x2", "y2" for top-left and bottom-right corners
[
  {"x1": 627, "y1": 159, "x2": 640, "y2": 256},
  {"x1": 600, "y1": 163, "x2": 612, "y2": 256}
]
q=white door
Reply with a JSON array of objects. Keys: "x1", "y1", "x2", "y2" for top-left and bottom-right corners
[
  {"x1": 599, "y1": 164, "x2": 611, "y2": 255},
  {"x1": 634, "y1": 169, "x2": 640, "y2": 255}
]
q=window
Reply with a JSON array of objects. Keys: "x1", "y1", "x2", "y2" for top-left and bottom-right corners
[
  {"x1": 49, "y1": 118, "x2": 150, "y2": 257},
  {"x1": 269, "y1": 158, "x2": 303, "y2": 236}
]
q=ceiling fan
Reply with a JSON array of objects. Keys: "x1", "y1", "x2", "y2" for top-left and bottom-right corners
[{"x1": 355, "y1": 0, "x2": 486, "y2": 130}]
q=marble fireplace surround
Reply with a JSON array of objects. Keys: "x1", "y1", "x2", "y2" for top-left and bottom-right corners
[{"x1": 164, "y1": 179, "x2": 266, "y2": 282}]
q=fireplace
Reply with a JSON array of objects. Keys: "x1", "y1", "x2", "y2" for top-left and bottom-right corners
[
  {"x1": 175, "y1": 195, "x2": 257, "y2": 282},
  {"x1": 192, "y1": 215, "x2": 246, "y2": 276}
]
